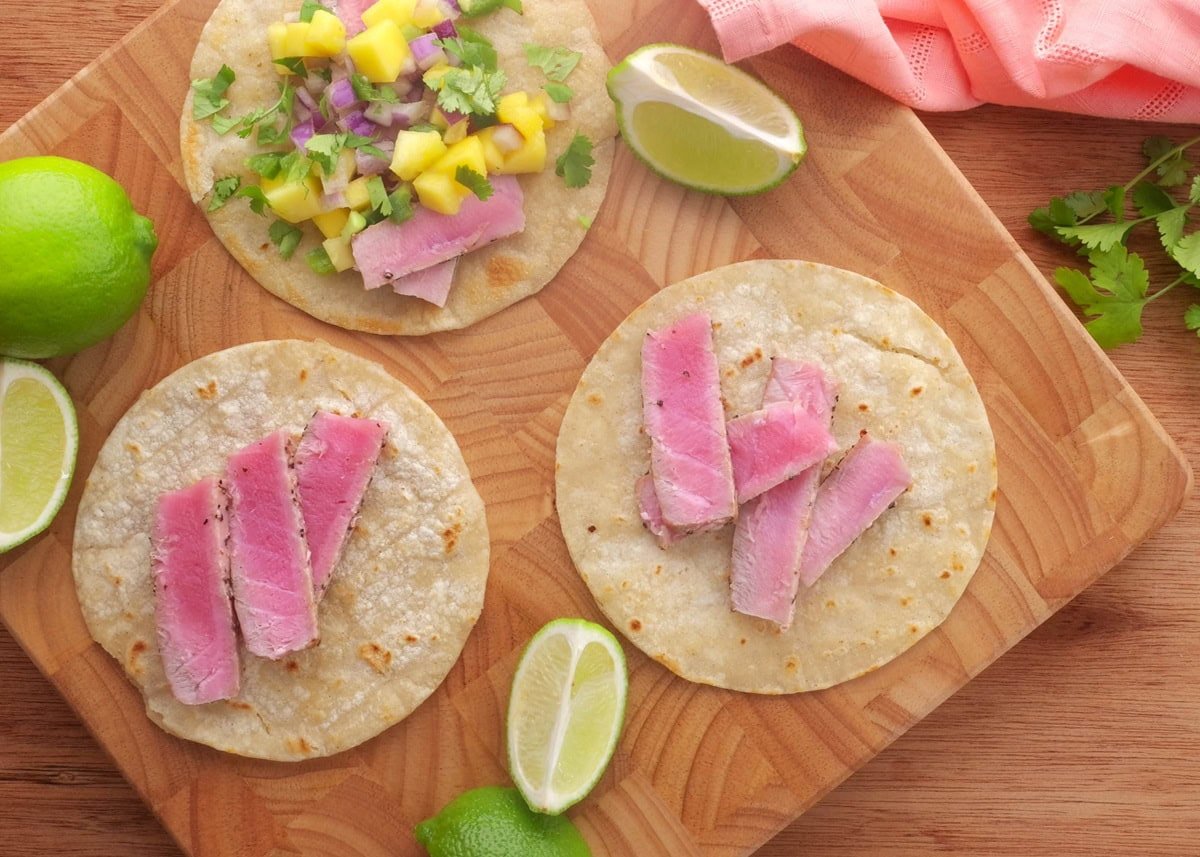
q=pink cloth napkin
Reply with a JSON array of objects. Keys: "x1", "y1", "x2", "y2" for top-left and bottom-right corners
[{"x1": 697, "y1": 0, "x2": 1200, "y2": 122}]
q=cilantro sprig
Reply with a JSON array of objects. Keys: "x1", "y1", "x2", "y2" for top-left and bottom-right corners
[
  {"x1": 1030, "y1": 134, "x2": 1200, "y2": 348},
  {"x1": 556, "y1": 133, "x2": 594, "y2": 188},
  {"x1": 426, "y1": 65, "x2": 507, "y2": 117}
]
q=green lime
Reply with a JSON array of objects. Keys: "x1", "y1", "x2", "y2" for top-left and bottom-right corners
[
  {"x1": 607, "y1": 44, "x2": 806, "y2": 195},
  {"x1": 0, "y1": 359, "x2": 79, "y2": 553},
  {"x1": 415, "y1": 786, "x2": 590, "y2": 857},
  {"x1": 507, "y1": 619, "x2": 627, "y2": 815},
  {"x1": 0, "y1": 156, "x2": 158, "y2": 359}
]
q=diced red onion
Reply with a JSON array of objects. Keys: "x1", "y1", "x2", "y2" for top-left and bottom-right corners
[
  {"x1": 305, "y1": 73, "x2": 329, "y2": 97},
  {"x1": 343, "y1": 110, "x2": 379, "y2": 138},
  {"x1": 441, "y1": 108, "x2": 468, "y2": 127},
  {"x1": 489, "y1": 123, "x2": 523, "y2": 153},
  {"x1": 364, "y1": 101, "x2": 395, "y2": 127},
  {"x1": 328, "y1": 78, "x2": 358, "y2": 111},
  {"x1": 295, "y1": 103, "x2": 314, "y2": 124},
  {"x1": 291, "y1": 118, "x2": 316, "y2": 150},
  {"x1": 409, "y1": 34, "x2": 447, "y2": 71},
  {"x1": 439, "y1": 0, "x2": 462, "y2": 19},
  {"x1": 356, "y1": 141, "x2": 394, "y2": 176},
  {"x1": 390, "y1": 78, "x2": 415, "y2": 99},
  {"x1": 322, "y1": 191, "x2": 347, "y2": 210},
  {"x1": 547, "y1": 99, "x2": 571, "y2": 122},
  {"x1": 296, "y1": 86, "x2": 319, "y2": 111},
  {"x1": 431, "y1": 19, "x2": 458, "y2": 39}
]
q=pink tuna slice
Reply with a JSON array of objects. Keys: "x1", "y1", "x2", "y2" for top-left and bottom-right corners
[
  {"x1": 730, "y1": 361, "x2": 838, "y2": 628},
  {"x1": 392, "y1": 258, "x2": 457, "y2": 307},
  {"x1": 642, "y1": 312, "x2": 737, "y2": 532},
  {"x1": 151, "y1": 476, "x2": 240, "y2": 705},
  {"x1": 295, "y1": 412, "x2": 389, "y2": 599},
  {"x1": 636, "y1": 474, "x2": 684, "y2": 548},
  {"x1": 226, "y1": 430, "x2": 320, "y2": 659},
  {"x1": 797, "y1": 434, "x2": 913, "y2": 588},
  {"x1": 334, "y1": 0, "x2": 373, "y2": 35},
  {"x1": 352, "y1": 175, "x2": 525, "y2": 292},
  {"x1": 726, "y1": 400, "x2": 838, "y2": 504}
]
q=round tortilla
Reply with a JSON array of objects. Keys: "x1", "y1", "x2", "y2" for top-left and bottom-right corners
[
  {"x1": 72, "y1": 340, "x2": 489, "y2": 760},
  {"x1": 556, "y1": 260, "x2": 997, "y2": 694},
  {"x1": 180, "y1": 0, "x2": 615, "y2": 336}
]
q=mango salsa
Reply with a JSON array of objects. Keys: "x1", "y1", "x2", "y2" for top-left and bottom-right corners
[
  {"x1": 476, "y1": 127, "x2": 508, "y2": 172},
  {"x1": 322, "y1": 236, "x2": 356, "y2": 272},
  {"x1": 264, "y1": 175, "x2": 326, "y2": 223},
  {"x1": 495, "y1": 129, "x2": 547, "y2": 175},
  {"x1": 432, "y1": 136, "x2": 488, "y2": 180},
  {"x1": 413, "y1": 170, "x2": 469, "y2": 215},
  {"x1": 362, "y1": 0, "x2": 418, "y2": 30},
  {"x1": 497, "y1": 92, "x2": 544, "y2": 140},
  {"x1": 344, "y1": 177, "x2": 374, "y2": 212},
  {"x1": 347, "y1": 21, "x2": 412, "y2": 83},
  {"x1": 411, "y1": 3, "x2": 447, "y2": 28},
  {"x1": 312, "y1": 208, "x2": 351, "y2": 239},
  {"x1": 304, "y1": 10, "x2": 347, "y2": 58},
  {"x1": 390, "y1": 130, "x2": 448, "y2": 181}
]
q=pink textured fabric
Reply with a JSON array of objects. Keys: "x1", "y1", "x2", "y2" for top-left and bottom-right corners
[{"x1": 697, "y1": 0, "x2": 1200, "y2": 121}]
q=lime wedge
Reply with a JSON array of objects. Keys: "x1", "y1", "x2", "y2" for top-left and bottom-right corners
[
  {"x1": 507, "y1": 618, "x2": 628, "y2": 815},
  {"x1": 607, "y1": 43, "x2": 806, "y2": 195},
  {"x1": 0, "y1": 359, "x2": 79, "y2": 553}
]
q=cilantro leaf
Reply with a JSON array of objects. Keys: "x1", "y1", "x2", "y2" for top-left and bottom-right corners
[
  {"x1": 236, "y1": 185, "x2": 270, "y2": 216},
  {"x1": 1055, "y1": 221, "x2": 1134, "y2": 252},
  {"x1": 273, "y1": 56, "x2": 307, "y2": 77},
  {"x1": 544, "y1": 82, "x2": 573, "y2": 103},
  {"x1": 207, "y1": 176, "x2": 241, "y2": 212},
  {"x1": 555, "y1": 133, "x2": 594, "y2": 188},
  {"x1": 306, "y1": 133, "x2": 344, "y2": 176},
  {"x1": 388, "y1": 185, "x2": 414, "y2": 224},
  {"x1": 455, "y1": 166, "x2": 493, "y2": 200},
  {"x1": 210, "y1": 113, "x2": 241, "y2": 135},
  {"x1": 439, "y1": 30, "x2": 498, "y2": 70},
  {"x1": 268, "y1": 220, "x2": 303, "y2": 260},
  {"x1": 1157, "y1": 206, "x2": 1189, "y2": 251},
  {"x1": 1029, "y1": 197, "x2": 1078, "y2": 240},
  {"x1": 192, "y1": 65, "x2": 236, "y2": 120},
  {"x1": 1063, "y1": 190, "x2": 1108, "y2": 220},
  {"x1": 1144, "y1": 136, "x2": 1193, "y2": 187},
  {"x1": 246, "y1": 152, "x2": 286, "y2": 179},
  {"x1": 352, "y1": 73, "x2": 400, "y2": 105},
  {"x1": 1186, "y1": 305, "x2": 1200, "y2": 335},
  {"x1": 1133, "y1": 180, "x2": 1175, "y2": 216},
  {"x1": 1102, "y1": 185, "x2": 1125, "y2": 218},
  {"x1": 299, "y1": 0, "x2": 331, "y2": 22},
  {"x1": 306, "y1": 246, "x2": 337, "y2": 274},
  {"x1": 1172, "y1": 232, "x2": 1200, "y2": 277},
  {"x1": 1054, "y1": 245, "x2": 1149, "y2": 348},
  {"x1": 524, "y1": 44, "x2": 582, "y2": 82},
  {"x1": 427, "y1": 65, "x2": 506, "y2": 116},
  {"x1": 1191, "y1": 175, "x2": 1200, "y2": 205},
  {"x1": 366, "y1": 176, "x2": 392, "y2": 222}
]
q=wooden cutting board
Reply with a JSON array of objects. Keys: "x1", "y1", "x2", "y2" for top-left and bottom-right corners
[{"x1": 0, "y1": 0, "x2": 1190, "y2": 854}]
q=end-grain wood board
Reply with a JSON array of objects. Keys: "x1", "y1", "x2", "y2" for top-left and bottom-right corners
[{"x1": 0, "y1": 0, "x2": 1191, "y2": 854}]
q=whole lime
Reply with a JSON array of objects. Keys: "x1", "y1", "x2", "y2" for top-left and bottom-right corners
[
  {"x1": 415, "y1": 786, "x2": 591, "y2": 857},
  {"x1": 0, "y1": 156, "x2": 158, "y2": 359}
]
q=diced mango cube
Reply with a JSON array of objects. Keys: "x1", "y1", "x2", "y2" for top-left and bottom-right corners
[
  {"x1": 304, "y1": 10, "x2": 346, "y2": 57},
  {"x1": 432, "y1": 136, "x2": 488, "y2": 181},
  {"x1": 312, "y1": 208, "x2": 351, "y2": 239},
  {"x1": 477, "y1": 127, "x2": 508, "y2": 172},
  {"x1": 413, "y1": 170, "x2": 468, "y2": 215},
  {"x1": 281, "y1": 22, "x2": 313, "y2": 58},
  {"x1": 347, "y1": 21, "x2": 412, "y2": 83},
  {"x1": 442, "y1": 118, "x2": 469, "y2": 145},
  {"x1": 323, "y1": 236, "x2": 356, "y2": 272},
  {"x1": 497, "y1": 92, "x2": 544, "y2": 140},
  {"x1": 531, "y1": 91, "x2": 557, "y2": 130},
  {"x1": 344, "y1": 177, "x2": 374, "y2": 212},
  {"x1": 362, "y1": 0, "x2": 418, "y2": 30},
  {"x1": 267, "y1": 23, "x2": 291, "y2": 74},
  {"x1": 495, "y1": 128, "x2": 547, "y2": 175},
  {"x1": 412, "y1": 4, "x2": 446, "y2": 28},
  {"x1": 264, "y1": 175, "x2": 326, "y2": 223},
  {"x1": 390, "y1": 129, "x2": 448, "y2": 181}
]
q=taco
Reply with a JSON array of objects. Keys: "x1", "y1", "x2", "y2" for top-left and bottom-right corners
[
  {"x1": 556, "y1": 260, "x2": 997, "y2": 694},
  {"x1": 72, "y1": 340, "x2": 489, "y2": 760},
  {"x1": 180, "y1": 0, "x2": 615, "y2": 335}
]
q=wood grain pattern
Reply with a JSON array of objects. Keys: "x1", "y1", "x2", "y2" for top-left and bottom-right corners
[{"x1": 1, "y1": 1, "x2": 1198, "y2": 855}]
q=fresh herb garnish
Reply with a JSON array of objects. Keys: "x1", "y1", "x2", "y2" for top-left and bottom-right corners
[
  {"x1": 268, "y1": 219, "x2": 303, "y2": 260},
  {"x1": 306, "y1": 245, "x2": 337, "y2": 273},
  {"x1": 273, "y1": 56, "x2": 307, "y2": 77},
  {"x1": 556, "y1": 133, "x2": 594, "y2": 188},
  {"x1": 246, "y1": 152, "x2": 286, "y2": 180},
  {"x1": 577, "y1": 214, "x2": 593, "y2": 229},
  {"x1": 523, "y1": 44, "x2": 581, "y2": 82},
  {"x1": 1030, "y1": 134, "x2": 1200, "y2": 347},
  {"x1": 387, "y1": 185, "x2": 414, "y2": 224},
  {"x1": 207, "y1": 175, "x2": 242, "y2": 211},
  {"x1": 351, "y1": 73, "x2": 400, "y2": 105},
  {"x1": 365, "y1": 176, "x2": 392, "y2": 223},
  {"x1": 299, "y1": 0, "x2": 332, "y2": 22},
  {"x1": 439, "y1": 28, "x2": 498, "y2": 70},
  {"x1": 426, "y1": 65, "x2": 507, "y2": 117},
  {"x1": 544, "y1": 82, "x2": 573, "y2": 103},
  {"x1": 236, "y1": 185, "x2": 270, "y2": 216},
  {"x1": 455, "y1": 166, "x2": 493, "y2": 200},
  {"x1": 191, "y1": 65, "x2": 236, "y2": 120},
  {"x1": 457, "y1": 0, "x2": 523, "y2": 16},
  {"x1": 305, "y1": 134, "x2": 344, "y2": 176}
]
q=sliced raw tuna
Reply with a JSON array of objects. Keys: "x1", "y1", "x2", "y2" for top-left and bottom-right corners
[
  {"x1": 797, "y1": 435, "x2": 913, "y2": 587},
  {"x1": 352, "y1": 175, "x2": 525, "y2": 290},
  {"x1": 726, "y1": 400, "x2": 838, "y2": 504},
  {"x1": 225, "y1": 430, "x2": 320, "y2": 659},
  {"x1": 642, "y1": 312, "x2": 737, "y2": 533},
  {"x1": 392, "y1": 258, "x2": 457, "y2": 307},
  {"x1": 731, "y1": 361, "x2": 837, "y2": 627},
  {"x1": 151, "y1": 476, "x2": 240, "y2": 705},
  {"x1": 295, "y1": 412, "x2": 389, "y2": 598},
  {"x1": 635, "y1": 474, "x2": 683, "y2": 548},
  {"x1": 333, "y1": 0, "x2": 373, "y2": 35}
]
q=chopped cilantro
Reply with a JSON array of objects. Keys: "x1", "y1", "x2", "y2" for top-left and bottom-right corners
[
  {"x1": 191, "y1": 65, "x2": 236, "y2": 120},
  {"x1": 246, "y1": 152, "x2": 286, "y2": 179},
  {"x1": 306, "y1": 134, "x2": 343, "y2": 176},
  {"x1": 299, "y1": 0, "x2": 332, "y2": 22},
  {"x1": 408, "y1": 123, "x2": 440, "y2": 134},
  {"x1": 555, "y1": 133, "x2": 594, "y2": 188},
  {"x1": 387, "y1": 185, "x2": 414, "y2": 224},
  {"x1": 207, "y1": 176, "x2": 241, "y2": 212},
  {"x1": 268, "y1": 220, "x2": 303, "y2": 260},
  {"x1": 523, "y1": 44, "x2": 581, "y2": 82},
  {"x1": 455, "y1": 166, "x2": 493, "y2": 200},
  {"x1": 366, "y1": 176, "x2": 392, "y2": 223},
  {"x1": 439, "y1": 29, "x2": 498, "y2": 70},
  {"x1": 351, "y1": 73, "x2": 400, "y2": 105},
  {"x1": 544, "y1": 82, "x2": 573, "y2": 103},
  {"x1": 306, "y1": 246, "x2": 337, "y2": 274},
  {"x1": 273, "y1": 57, "x2": 307, "y2": 77},
  {"x1": 427, "y1": 65, "x2": 506, "y2": 117},
  {"x1": 236, "y1": 185, "x2": 270, "y2": 216}
]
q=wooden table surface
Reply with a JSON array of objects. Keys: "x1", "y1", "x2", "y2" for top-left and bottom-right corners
[{"x1": 1, "y1": 3, "x2": 1196, "y2": 855}]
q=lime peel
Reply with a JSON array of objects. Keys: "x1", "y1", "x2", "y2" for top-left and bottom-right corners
[{"x1": 0, "y1": 359, "x2": 79, "y2": 553}]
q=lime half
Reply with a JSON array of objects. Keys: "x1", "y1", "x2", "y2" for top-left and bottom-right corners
[
  {"x1": 415, "y1": 786, "x2": 590, "y2": 857},
  {"x1": 0, "y1": 359, "x2": 79, "y2": 553},
  {"x1": 507, "y1": 619, "x2": 628, "y2": 815},
  {"x1": 607, "y1": 43, "x2": 806, "y2": 195}
]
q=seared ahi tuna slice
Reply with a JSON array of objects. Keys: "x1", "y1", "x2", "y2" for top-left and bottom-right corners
[
  {"x1": 151, "y1": 476, "x2": 240, "y2": 705},
  {"x1": 642, "y1": 312, "x2": 737, "y2": 532},
  {"x1": 393, "y1": 258, "x2": 457, "y2": 307},
  {"x1": 295, "y1": 412, "x2": 389, "y2": 598},
  {"x1": 798, "y1": 435, "x2": 912, "y2": 587},
  {"x1": 726, "y1": 400, "x2": 838, "y2": 504},
  {"x1": 636, "y1": 474, "x2": 684, "y2": 548},
  {"x1": 731, "y1": 362, "x2": 837, "y2": 627},
  {"x1": 352, "y1": 175, "x2": 525, "y2": 291},
  {"x1": 226, "y1": 430, "x2": 320, "y2": 659}
]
